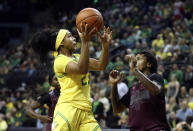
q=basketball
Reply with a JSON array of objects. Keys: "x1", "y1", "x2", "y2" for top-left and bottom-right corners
[{"x1": 76, "y1": 8, "x2": 103, "y2": 35}]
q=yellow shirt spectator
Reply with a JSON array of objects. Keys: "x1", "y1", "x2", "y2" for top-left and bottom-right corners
[
  {"x1": 6, "y1": 102, "x2": 14, "y2": 111},
  {"x1": 152, "y1": 34, "x2": 165, "y2": 49},
  {"x1": 0, "y1": 114, "x2": 8, "y2": 131}
]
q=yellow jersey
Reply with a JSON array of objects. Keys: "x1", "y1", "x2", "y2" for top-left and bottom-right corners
[{"x1": 54, "y1": 54, "x2": 92, "y2": 111}]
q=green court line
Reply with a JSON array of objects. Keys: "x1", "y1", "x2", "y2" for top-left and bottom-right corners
[
  {"x1": 55, "y1": 111, "x2": 71, "y2": 131},
  {"x1": 55, "y1": 73, "x2": 67, "y2": 78},
  {"x1": 93, "y1": 125, "x2": 100, "y2": 131}
]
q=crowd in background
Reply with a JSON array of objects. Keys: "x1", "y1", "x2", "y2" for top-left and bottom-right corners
[{"x1": 0, "y1": 0, "x2": 193, "y2": 130}]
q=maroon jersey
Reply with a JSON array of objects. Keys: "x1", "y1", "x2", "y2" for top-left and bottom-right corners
[
  {"x1": 37, "y1": 88, "x2": 59, "y2": 131},
  {"x1": 120, "y1": 73, "x2": 170, "y2": 131}
]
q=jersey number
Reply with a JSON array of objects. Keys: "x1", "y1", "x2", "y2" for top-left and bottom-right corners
[{"x1": 81, "y1": 74, "x2": 90, "y2": 86}]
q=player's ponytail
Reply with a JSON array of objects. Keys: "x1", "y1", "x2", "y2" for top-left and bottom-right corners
[{"x1": 30, "y1": 29, "x2": 58, "y2": 62}]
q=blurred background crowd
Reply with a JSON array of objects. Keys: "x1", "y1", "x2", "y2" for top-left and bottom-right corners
[{"x1": 0, "y1": 0, "x2": 193, "y2": 130}]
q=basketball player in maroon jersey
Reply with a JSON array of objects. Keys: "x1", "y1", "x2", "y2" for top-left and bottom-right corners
[
  {"x1": 25, "y1": 74, "x2": 60, "y2": 131},
  {"x1": 109, "y1": 51, "x2": 170, "y2": 131}
]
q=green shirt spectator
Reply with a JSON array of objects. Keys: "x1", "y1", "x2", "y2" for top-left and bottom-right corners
[{"x1": 169, "y1": 69, "x2": 183, "y2": 85}]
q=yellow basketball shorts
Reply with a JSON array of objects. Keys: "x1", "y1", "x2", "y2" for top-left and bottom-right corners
[{"x1": 52, "y1": 103, "x2": 101, "y2": 131}]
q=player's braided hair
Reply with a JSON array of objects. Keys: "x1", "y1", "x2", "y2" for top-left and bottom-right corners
[
  {"x1": 30, "y1": 28, "x2": 59, "y2": 62},
  {"x1": 30, "y1": 29, "x2": 58, "y2": 76}
]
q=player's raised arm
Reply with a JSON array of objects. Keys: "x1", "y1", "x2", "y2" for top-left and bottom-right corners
[
  {"x1": 64, "y1": 24, "x2": 96, "y2": 74},
  {"x1": 127, "y1": 54, "x2": 162, "y2": 96},
  {"x1": 89, "y1": 26, "x2": 112, "y2": 71},
  {"x1": 109, "y1": 70, "x2": 127, "y2": 113}
]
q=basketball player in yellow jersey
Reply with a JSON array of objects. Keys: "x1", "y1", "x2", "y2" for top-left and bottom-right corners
[{"x1": 30, "y1": 24, "x2": 112, "y2": 131}]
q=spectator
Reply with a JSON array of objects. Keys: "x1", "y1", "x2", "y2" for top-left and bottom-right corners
[
  {"x1": 178, "y1": 86, "x2": 189, "y2": 100},
  {"x1": 92, "y1": 93, "x2": 104, "y2": 124},
  {"x1": 6, "y1": 97, "x2": 14, "y2": 112},
  {"x1": 169, "y1": 64, "x2": 183, "y2": 84},
  {"x1": 184, "y1": 65, "x2": 193, "y2": 91},
  {"x1": 168, "y1": 97, "x2": 179, "y2": 113},
  {"x1": 167, "y1": 74, "x2": 180, "y2": 99},
  {"x1": 168, "y1": 112, "x2": 180, "y2": 129},
  {"x1": 118, "y1": 113, "x2": 128, "y2": 129},
  {"x1": 189, "y1": 88, "x2": 193, "y2": 102},
  {"x1": 186, "y1": 116, "x2": 193, "y2": 130},
  {"x1": 117, "y1": 74, "x2": 129, "y2": 100},
  {"x1": 152, "y1": 34, "x2": 165, "y2": 50},
  {"x1": 175, "y1": 121, "x2": 192, "y2": 131},
  {"x1": 5, "y1": 112, "x2": 15, "y2": 127},
  {"x1": 99, "y1": 89, "x2": 110, "y2": 127},
  {"x1": 0, "y1": 100, "x2": 6, "y2": 114},
  {"x1": 0, "y1": 114, "x2": 8, "y2": 131},
  {"x1": 176, "y1": 100, "x2": 193, "y2": 121}
]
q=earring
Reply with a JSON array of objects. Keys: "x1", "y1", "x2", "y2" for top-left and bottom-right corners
[{"x1": 147, "y1": 64, "x2": 151, "y2": 67}]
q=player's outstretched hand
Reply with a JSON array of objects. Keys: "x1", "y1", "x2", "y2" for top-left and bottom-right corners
[
  {"x1": 39, "y1": 115, "x2": 52, "y2": 123},
  {"x1": 125, "y1": 54, "x2": 136, "y2": 72},
  {"x1": 109, "y1": 70, "x2": 123, "y2": 85},
  {"x1": 77, "y1": 23, "x2": 96, "y2": 43},
  {"x1": 97, "y1": 26, "x2": 112, "y2": 48}
]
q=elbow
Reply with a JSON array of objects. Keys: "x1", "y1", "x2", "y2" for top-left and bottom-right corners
[
  {"x1": 79, "y1": 69, "x2": 88, "y2": 74},
  {"x1": 155, "y1": 90, "x2": 161, "y2": 95},
  {"x1": 151, "y1": 89, "x2": 161, "y2": 96},
  {"x1": 147, "y1": 84, "x2": 161, "y2": 96},
  {"x1": 97, "y1": 62, "x2": 107, "y2": 71},
  {"x1": 79, "y1": 65, "x2": 89, "y2": 74},
  {"x1": 98, "y1": 64, "x2": 107, "y2": 71},
  {"x1": 24, "y1": 105, "x2": 34, "y2": 115}
]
